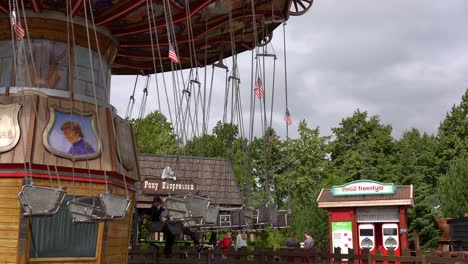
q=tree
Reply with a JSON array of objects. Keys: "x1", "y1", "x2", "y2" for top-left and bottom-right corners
[
  {"x1": 282, "y1": 121, "x2": 331, "y2": 249},
  {"x1": 328, "y1": 110, "x2": 395, "y2": 183},
  {"x1": 436, "y1": 89, "x2": 468, "y2": 174},
  {"x1": 184, "y1": 121, "x2": 238, "y2": 158},
  {"x1": 393, "y1": 129, "x2": 439, "y2": 248},
  {"x1": 437, "y1": 157, "x2": 468, "y2": 218},
  {"x1": 132, "y1": 111, "x2": 178, "y2": 154},
  {"x1": 248, "y1": 128, "x2": 284, "y2": 206}
]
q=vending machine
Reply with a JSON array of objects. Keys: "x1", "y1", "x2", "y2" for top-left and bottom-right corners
[
  {"x1": 358, "y1": 224, "x2": 376, "y2": 254},
  {"x1": 382, "y1": 223, "x2": 400, "y2": 256}
]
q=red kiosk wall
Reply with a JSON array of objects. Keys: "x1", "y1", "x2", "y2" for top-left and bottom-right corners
[
  {"x1": 399, "y1": 206, "x2": 409, "y2": 250},
  {"x1": 328, "y1": 209, "x2": 357, "y2": 253}
]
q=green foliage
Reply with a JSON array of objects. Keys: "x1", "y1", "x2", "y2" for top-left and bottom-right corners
[
  {"x1": 132, "y1": 111, "x2": 178, "y2": 154},
  {"x1": 252, "y1": 230, "x2": 274, "y2": 248},
  {"x1": 393, "y1": 129, "x2": 440, "y2": 248},
  {"x1": 328, "y1": 110, "x2": 395, "y2": 183},
  {"x1": 184, "y1": 121, "x2": 238, "y2": 158},
  {"x1": 437, "y1": 157, "x2": 468, "y2": 218},
  {"x1": 436, "y1": 89, "x2": 468, "y2": 174},
  {"x1": 290, "y1": 194, "x2": 329, "y2": 249},
  {"x1": 138, "y1": 214, "x2": 151, "y2": 249},
  {"x1": 249, "y1": 128, "x2": 285, "y2": 205}
]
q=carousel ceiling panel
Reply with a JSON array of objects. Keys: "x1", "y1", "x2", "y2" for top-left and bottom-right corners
[{"x1": 1, "y1": 0, "x2": 313, "y2": 74}]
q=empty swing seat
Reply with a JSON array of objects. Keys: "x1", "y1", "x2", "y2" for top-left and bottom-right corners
[
  {"x1": 273, "y1": 210, "x2": 290, "y2": 228},
  {"x1": 164, "y1": 196, "x2": 191, "y2": 220},
  {"x1": 230, "y1": 208, "x2": 244, "y2": 227},
  {"x1": 100, "y1": 193, "x2": 131, "y2": 219},
  {"x1": 242, "y1": 205, "x2": 256, "y2": 225},
  {"x1": 184, "y1": 194, "x2": 210, "y2": 218},
  {"x1": 256, "y1": 203, "x2": 278, "y2": 225},
  {"x1": 67, "y1": 196, "x2": 107, "y2": 223},
  {"x1": 204, "y1": 205, "x2": 220, "y2": 225},
  {"x1": 19, "y1": 185, "x2": 66, "y2": 217}
]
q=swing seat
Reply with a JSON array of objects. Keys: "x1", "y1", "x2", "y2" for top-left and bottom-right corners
[
  {"x1": 229, "y1": 208, "x2": 244, "y2": 227},
  {"x1": 184, "y1": 194, "x2": 210, "y2": 218},
  {"x1": 256, "y1": 203, "x2": 278, "y2": 225},
  {"x1": 204, "y1": 205, "x2": 220, "y2": 225},
  {"x1": 164, "y1": 196, "x2": 191, "y2": 220},
  {"x1": 242, "y1": 205, "x2": 256, "y2": 225},
  {"x1": 273, "y1": 210, "x2": 290, "y2": 228},
  {"x1": 99, "y1": 193, "x2": 131, "y2": 219},
  {"x1": 166, "y1": 220, "x2": 183, "y2": 235},
  {"x1": 67, "y1": 196, "x2": 107, "y2": 223},
  {"x1": 18, "y1": 184, "x2": 66, "y2": 217}
]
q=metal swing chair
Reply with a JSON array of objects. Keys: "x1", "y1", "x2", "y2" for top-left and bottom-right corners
[
  {"x1": 163, "y1": 193, "x2": 211, "y2": 234},
  {"x1": 67, "y1": 191, "x2": 131, "y2": 223},
  {"x1": 19, "y1": 181, "x2": 67, "y2": 217}
]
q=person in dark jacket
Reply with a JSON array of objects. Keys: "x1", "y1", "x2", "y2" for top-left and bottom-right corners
[
  {"x1": 150, "y1": 196, "x2": 202, "y2": 257},
  {"x1": 150, "y1": 196, "x2": 174, "y2": 257},
  {"x1": 285, "y1": 232, "x2": 301, "y2": 248}
]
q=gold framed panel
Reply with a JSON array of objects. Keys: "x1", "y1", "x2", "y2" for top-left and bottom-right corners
[{"x1": 42, "y1": 106, "x2": 102, "y2": 161}]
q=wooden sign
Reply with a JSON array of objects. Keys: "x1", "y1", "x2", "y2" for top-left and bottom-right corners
[{"x1": 142, "y1": 178, "x2": 196, "y2": 195}]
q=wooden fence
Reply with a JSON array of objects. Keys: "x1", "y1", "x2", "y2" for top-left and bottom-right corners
[{"x1": 128, "y1": 246, "x2": 468, "y2": 264}]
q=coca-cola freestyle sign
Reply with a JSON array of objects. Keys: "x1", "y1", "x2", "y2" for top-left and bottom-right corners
[{"x1": 332, "y1": 180, "x2": 396, "y2": 196}]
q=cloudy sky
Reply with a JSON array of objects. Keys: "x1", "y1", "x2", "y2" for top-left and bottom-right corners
[{"x1": 110, "y1": 0, "x2": 468, "y2": 140}]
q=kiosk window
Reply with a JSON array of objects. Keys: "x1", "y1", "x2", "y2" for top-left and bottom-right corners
[
  {"x1": 383, "y1": 228, "x2": 397, "y2": 236},
  {"x1": 360, "y1": 229, "x2": 374, "y2": 236},
  {"x1": 29, "y1": 196, "x2": 99, "y2": 258}
]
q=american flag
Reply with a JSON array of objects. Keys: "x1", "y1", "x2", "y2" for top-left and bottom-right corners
[
  {"x1": 168, "y1": 43, "x2": 179, "y2": 64},
  {"x1": 254, "y1": 77, "x2": 264, "y2": 99},
  {"x1": 10, "y1": 11, "x2": 24, "y2": 42},
  {"x1": 284, "y1": 108, "x2": 292, "y2": 126}
]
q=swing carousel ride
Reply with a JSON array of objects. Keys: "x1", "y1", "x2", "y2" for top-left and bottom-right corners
[{"x1": 0, "y1": 0, "x2": 312, "y2": 262}]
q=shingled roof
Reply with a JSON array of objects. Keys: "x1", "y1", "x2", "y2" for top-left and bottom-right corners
[
  {"x1": 136, "y1": 153, "x2": 243, "y2": 208},
  {"x1": 317, "y1": 185, "x2": 414, "y2": 208}
]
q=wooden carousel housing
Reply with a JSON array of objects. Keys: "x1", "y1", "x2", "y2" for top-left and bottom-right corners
[{"x1": 0, "y1": 0, "x2": 312, "y2": 262}]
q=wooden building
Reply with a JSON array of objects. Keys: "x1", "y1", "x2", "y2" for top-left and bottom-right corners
[
  {"x1": 133, "y1": 154, "x2": 243, "y2": 244},
  {"x1": 136, "y1": 153, "x2": 243, "y2": 209},
  {"x1": 447, "y1": 217, "x2": 468, "y2": 251}
]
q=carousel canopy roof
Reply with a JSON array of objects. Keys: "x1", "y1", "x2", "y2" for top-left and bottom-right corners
[{"x1": 0, "y1": 0, "x2": 313, "y2": 74}]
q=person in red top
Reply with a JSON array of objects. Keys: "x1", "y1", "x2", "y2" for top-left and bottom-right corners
[{"x1": 217, "y1": 232, "x2": 232, "y2": 259}]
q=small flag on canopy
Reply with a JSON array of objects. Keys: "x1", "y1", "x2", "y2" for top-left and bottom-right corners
[
  {"x1": 168, "y1": 43, "x2": 179, "y2": 64},
  {"x1": 254, "y1": 77, "x2": 264, "y2": 99},
  {"x1": 10, "y1": 11, "x2": 24, "y2": 42},
  {"x1": 284, "y1": 108, "x2": 292, "y2": 126}
]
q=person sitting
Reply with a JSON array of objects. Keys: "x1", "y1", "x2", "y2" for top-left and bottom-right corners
[
  {"x1": 150, "y1": 196, "x2": 173, "y2": 258},
  {"x1": 285, "y1": 232, "x2": 301, "y2": 248},
  {"x1": 150, "y1": 196, "x2": 202, "y2": 257}
]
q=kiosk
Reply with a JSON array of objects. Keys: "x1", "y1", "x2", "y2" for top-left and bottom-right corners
[{"x1": 317, "y1": 180, "x2": 414, "y2": 259}]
